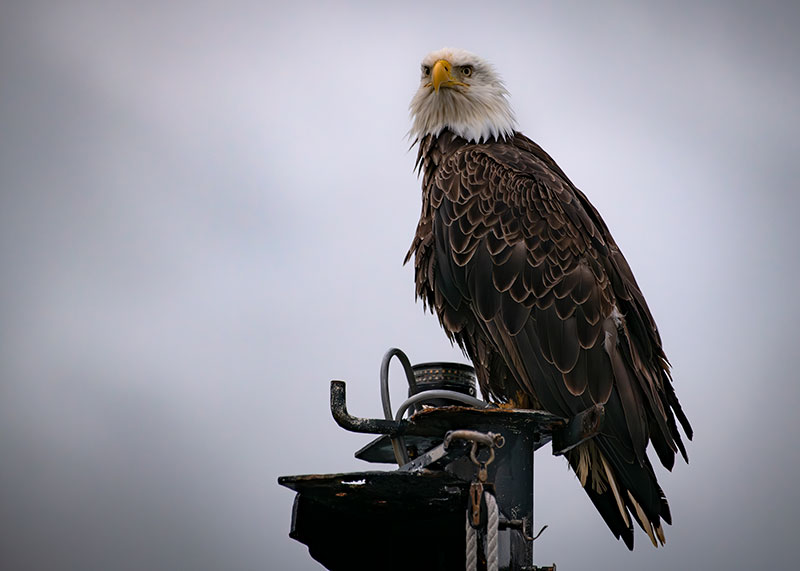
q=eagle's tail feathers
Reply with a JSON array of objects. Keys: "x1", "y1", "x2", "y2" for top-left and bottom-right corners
[{"x1": 569, "y1": 440, "x2": 669, "y2": 550}]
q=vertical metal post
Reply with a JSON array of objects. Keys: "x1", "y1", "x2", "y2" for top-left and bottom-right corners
[
  {"x1": 446, "y1": 429, "x2": 534, "y2": 570},
  {"x1": 492, "y1": 430, "x2": 533, "y2": 570}
]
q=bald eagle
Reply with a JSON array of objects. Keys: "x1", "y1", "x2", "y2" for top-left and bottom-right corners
[{"x1": 405, "y1": 48, "x2": 692, "y2": 549}]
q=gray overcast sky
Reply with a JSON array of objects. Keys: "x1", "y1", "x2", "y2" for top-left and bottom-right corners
[{"x1": 1, "y1": 1, "x2": 798, "y2": 569}]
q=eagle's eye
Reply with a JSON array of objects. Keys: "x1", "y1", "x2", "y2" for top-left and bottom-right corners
[
  {"x1": 422, "y1": 65, "x2": 431, "y2": 77},
  {"x1": 461, "y1": 65, "x2": 473, "y2": 77}
]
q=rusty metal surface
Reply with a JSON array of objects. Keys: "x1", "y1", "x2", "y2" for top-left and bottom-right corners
[
  {"x1": 410, "y1": 405, "x2": 565, "y2": 437},
  {"x1": 332, "y1": 380, "x2": 566, "y2": 443},
  {"x1": 333, "y1": 380, "x2": 605, "y2": 460}
]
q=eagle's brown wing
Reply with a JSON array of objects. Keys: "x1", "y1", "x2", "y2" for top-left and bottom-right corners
[{"x1": 407, "y1": 131, "x2": 692, "y2": 548}]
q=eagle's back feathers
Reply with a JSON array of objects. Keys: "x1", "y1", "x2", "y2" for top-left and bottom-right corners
[{"x1": 406, "y1": 130, "x2": 692, "y2": 549}]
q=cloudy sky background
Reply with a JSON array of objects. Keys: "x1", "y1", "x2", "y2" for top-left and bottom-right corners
[{"x1": 1, "y1": 1, "x2": 798, "y2": 569}]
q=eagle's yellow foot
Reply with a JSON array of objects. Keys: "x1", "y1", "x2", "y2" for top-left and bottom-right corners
[{"x1": 495, "y1": 392, "x2": 534, "y2": 410}]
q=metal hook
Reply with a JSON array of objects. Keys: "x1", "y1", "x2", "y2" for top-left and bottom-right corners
[{"x1": 469, "y1": 441, "x2": 496, "y2": 468}]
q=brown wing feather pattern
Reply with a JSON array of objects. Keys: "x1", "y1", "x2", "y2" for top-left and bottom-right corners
[{"x1": 406, "y1": 130, "x2": 692, "y2": 549}]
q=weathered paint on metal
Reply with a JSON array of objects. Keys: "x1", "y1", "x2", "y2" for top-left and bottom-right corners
[{"x1": 280, "y1": 380, "x2": 604, "y2": 570}]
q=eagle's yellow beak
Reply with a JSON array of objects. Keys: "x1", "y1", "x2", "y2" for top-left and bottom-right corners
[
  {"x1": 431, "y1": 59, "x2": 468, "y2": 92},
  {"x1": 432, "y1": 59, "x2": 452, "y2": 92}
]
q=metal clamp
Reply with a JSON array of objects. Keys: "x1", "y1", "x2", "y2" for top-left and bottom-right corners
[{"x1": 449, "y1": 429, "x2": 505, "y2": 526}]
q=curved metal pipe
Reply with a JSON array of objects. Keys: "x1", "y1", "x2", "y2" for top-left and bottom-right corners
[
  {"x1": 379, "y1": 348, "x2": 417, "y2": 466},
  {"x1": 330, "y1": 380, "x2": 405, "y2": 434},
  {"x1": 379, "y1": 347, "x2": 417, "y2": 420}
]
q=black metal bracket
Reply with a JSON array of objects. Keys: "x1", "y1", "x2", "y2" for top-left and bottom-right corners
[{"x1": 551, "y1": 403, "x2": 604, "y2": 455}]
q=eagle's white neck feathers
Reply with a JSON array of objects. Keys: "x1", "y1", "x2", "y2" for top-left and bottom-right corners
[{"x1": 409, "y1": 48, "x2": 517, "y2": 143}]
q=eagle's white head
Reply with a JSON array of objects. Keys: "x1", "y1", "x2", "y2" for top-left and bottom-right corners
[{"x1": 409, "y1": 47, "x2": 517, "y2": 143}]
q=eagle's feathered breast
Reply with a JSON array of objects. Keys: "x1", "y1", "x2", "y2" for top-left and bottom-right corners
[{"x1": 406, "y1": 129, "x2": 692, "y2": 549}]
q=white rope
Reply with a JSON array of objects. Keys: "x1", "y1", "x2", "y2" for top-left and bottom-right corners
[
  {"x1": 465, "y1": 491, "x2": 499, "y2": 571},
  {"x1": 465, "y1": 510, "x2": 478, "y2": 571},
  {"x1": 484, "y1": 491, "x2": 499, "y2": 571}
]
